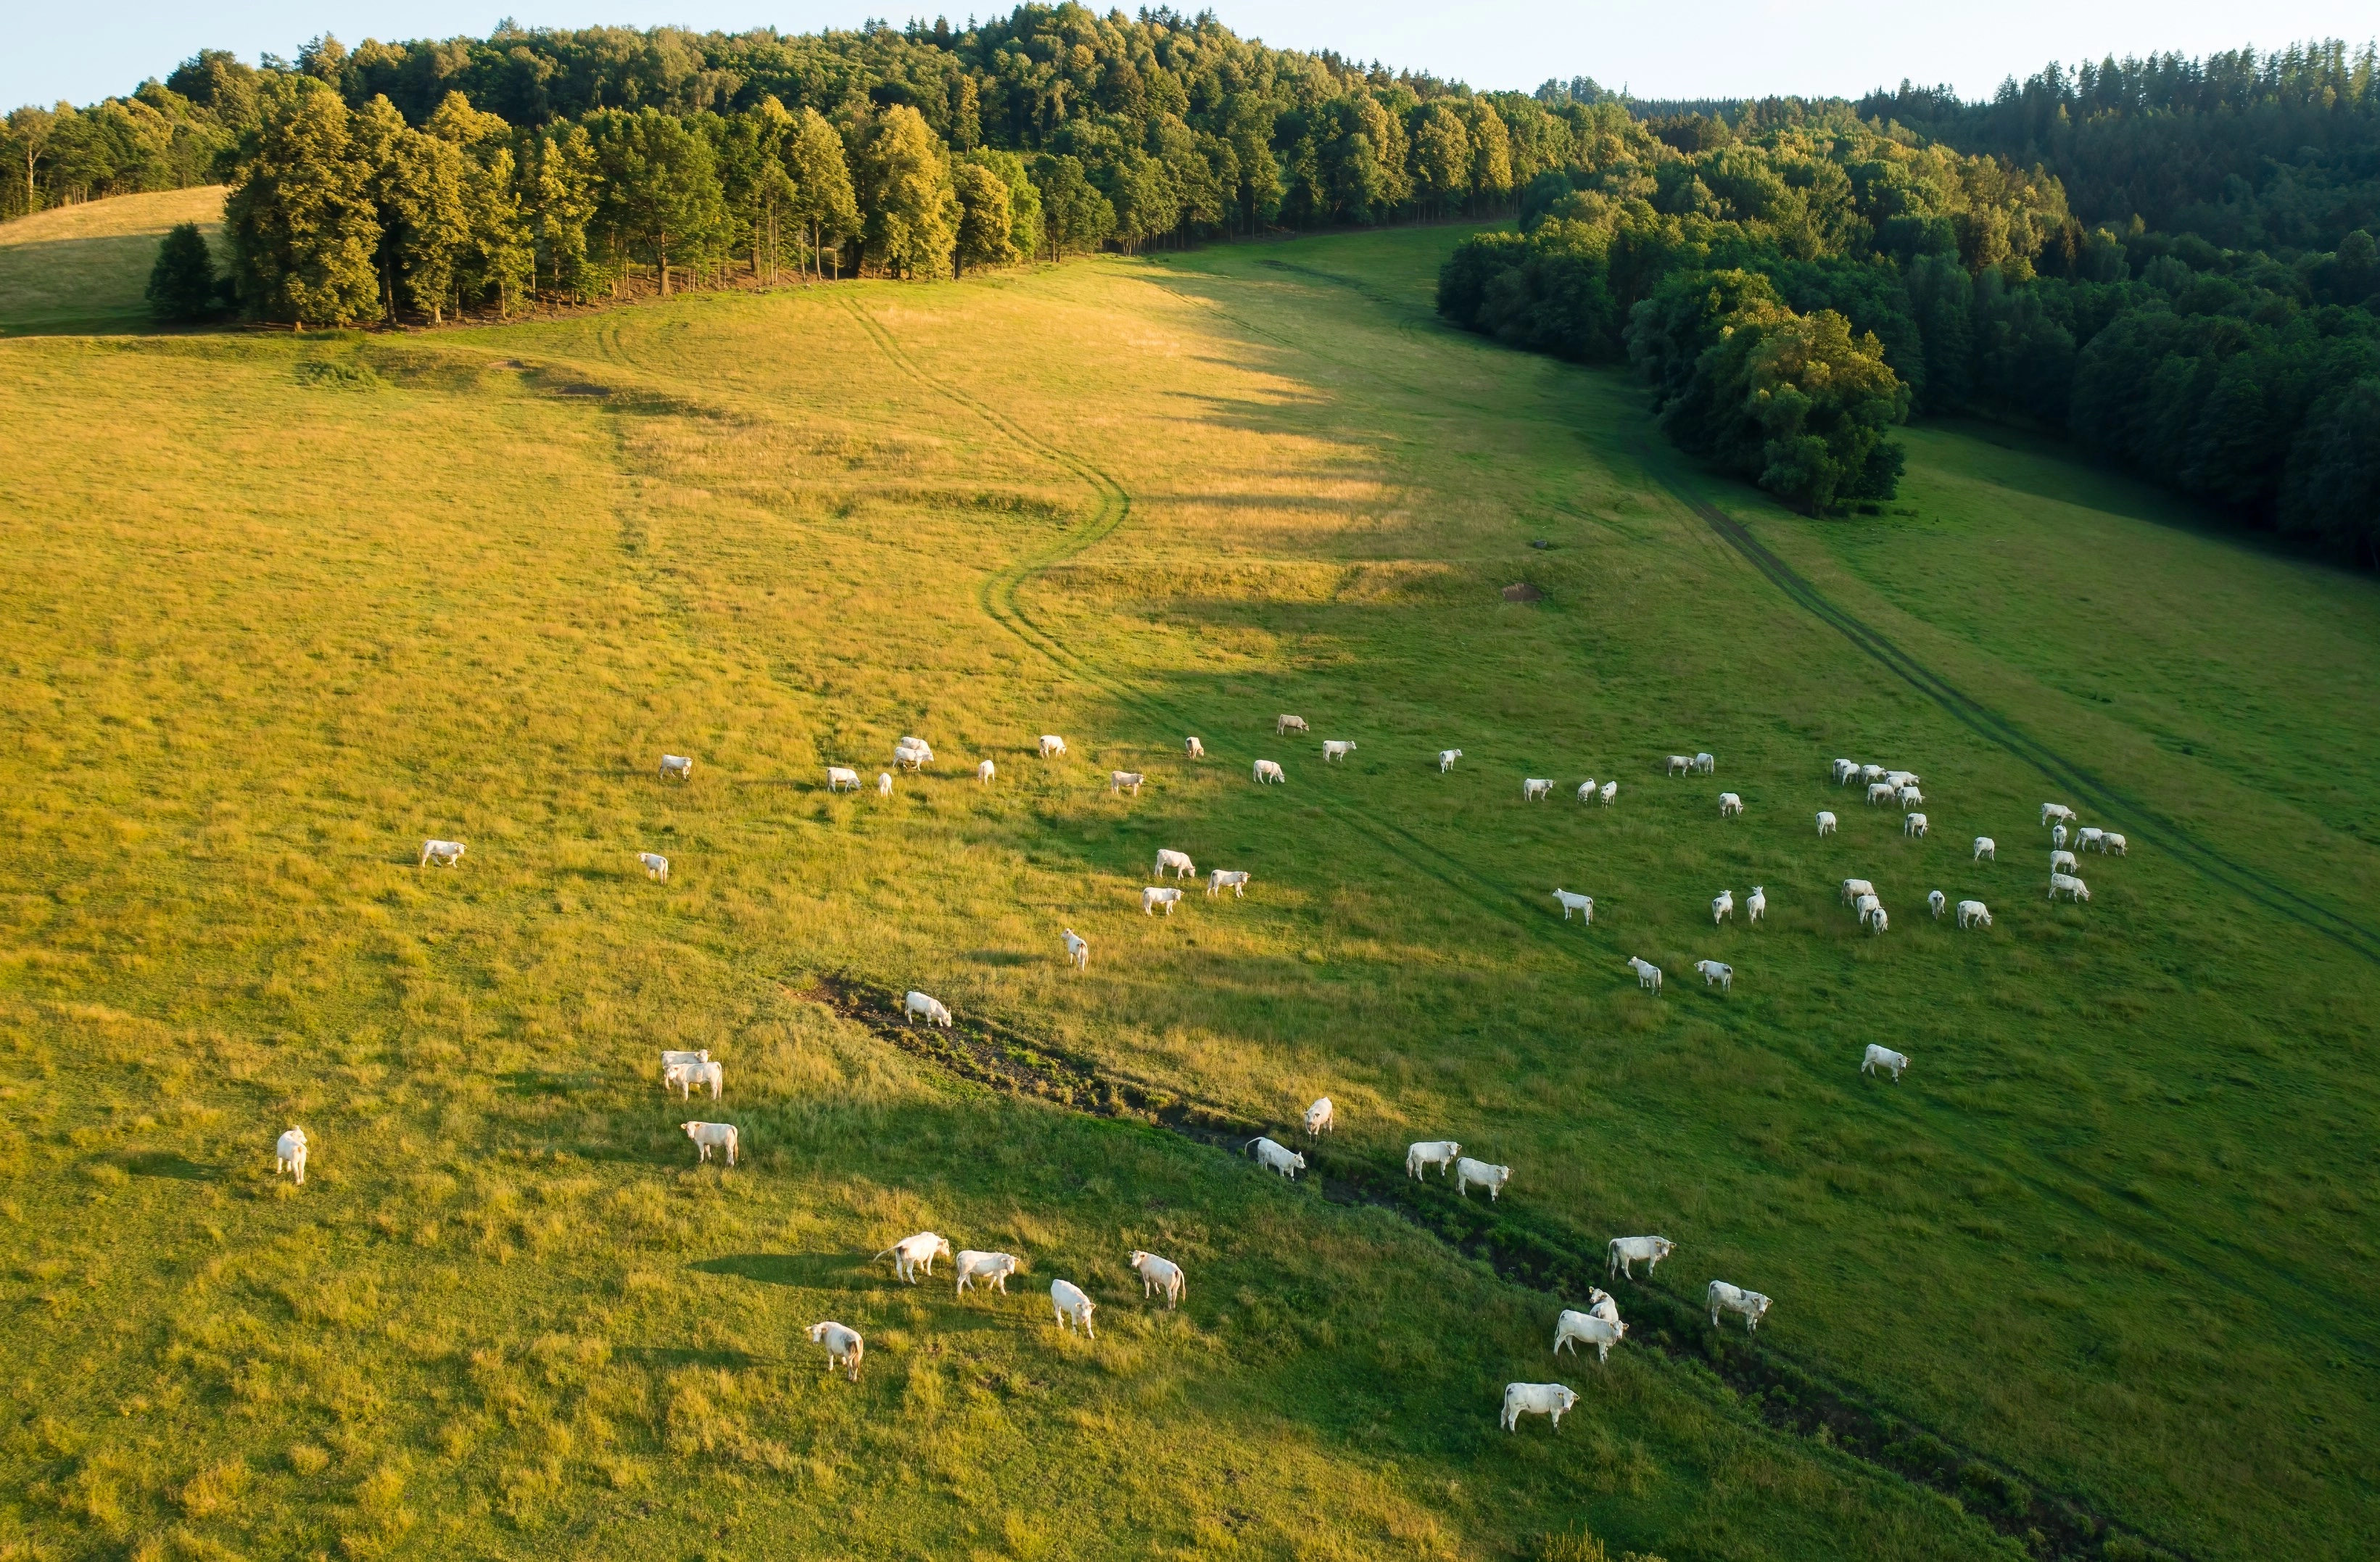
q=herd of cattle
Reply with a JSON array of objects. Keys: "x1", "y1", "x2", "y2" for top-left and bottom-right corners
[{"x1": 353, "y1": 720, "x2": 2137, "y2": 1431}]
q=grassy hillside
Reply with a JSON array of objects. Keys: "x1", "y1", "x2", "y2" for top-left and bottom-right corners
[
  {"x1": 1, "y1": 200, "x2": 2373, "y2": 1561},
  {"x1": 0, "y1": 186, "x2": 226, "y2": 336}
]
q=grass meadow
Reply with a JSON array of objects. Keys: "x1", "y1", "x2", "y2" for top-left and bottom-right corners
[
  {"x1": 0, "y1": 189, "x2": 226, "y2": 336},
  {"x1": 0, "y1": 197, "x2": 2374, "y2": 1561}
]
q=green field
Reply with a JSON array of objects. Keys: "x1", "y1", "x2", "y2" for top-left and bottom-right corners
[{"x1": 1, "y1": 199, "x2": 2375, "y2": 1561}]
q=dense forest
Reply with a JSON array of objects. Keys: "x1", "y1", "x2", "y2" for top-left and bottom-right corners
[{"x1": 4, "y1": 15, "x2": 2376, "y2": 563}]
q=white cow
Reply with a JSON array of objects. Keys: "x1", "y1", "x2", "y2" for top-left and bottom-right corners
[
  {"x1": 1869, "y1": 906, "x2": 1890, "y2": 935},
  {"x1": 1867, "y1": 782, "x2": 1896, "y2": 806},
  {"x1": 2106, "y1": 832, "x2": 2128, "y2": 855},
  {"x1": 1707, "y1": 1281, "x2": 1772, "y2": 1334},
  {"x1": 1957, "y1": 899, "x2": 1991, "y2": 929},
  {"x1": 1304, "y1": 1097, "x2": 1335, "y2": 1136},
  {"x1": 1455, "y1": 1157, "x2": 1511, "y2": 1200},
  {"x1": 1817, "y1": 810, "x2": 1838, "y2": 837},
  {"x1": 1050, "y1": 1278, "x2": 1096, "y2": 1338},
  {"x1": 1862, "y1": 1044, "x2": 1909, "y2": 1081},
  {"x1": 1276, "y1": 714, "x2": 1309, "y2": 735},
  {"x1": 420, "y1": 839, "x2": 466, "y2": 868},
  {"x1": 1062, "y1": 927, "x2": 1089, "y2": 970},
  {"x1": 876, "y1": 772, "x2": 893, "y2": 798},
  {"x1": 1321, "y1": 740, "x2": 1356, "y2": 762},
  {"x1": 1695, "y1": 959, "x2": 1733, "y2": 991},
  {"x1": 1247, "y1": 1136, "x2": 1306, "y2": 1178},
  {"x1": 1666, "y1": 755, "x2": 1692, "y2": 776},
  {"x1": 1598, "y1": 781, "x2": 1618, "y2": 806},
  {"x1": 2050, "y1": 849, "x2": 2078, "y2": 875},
  {"x1": 1905, "y1": 813, "x2": 1927, "y2": 838},
  {"x1": 1885, "y1": 770, "x2": 1918, "y2": 789},
  {"x1": 1627, "y1": 956, "x2": 1662, "y2": 992},
  {"x1": 1406, "y1": 1140, "x2": 1460, "y2": 1180},
  {"x1": 1860, "y1": 764, "x2": 1885, "y2": 784},
  {"x1": 954, "y1": 1250, "x2": 1020, "y2": 1296},
  {"x1": 904, "y1": 991, "x2": 953, "y2": 1027},
  {"x1": 638, "y1": 851, "x2": 669, "y2": 882},
  {"x1": 1695, "y1": 753, "x2": 1716, "y2": 774},
  {"x1": 1553, "y1": 1310, "x2": 1627, "y2": 1363},
  {"x1": 977, "y1": 759, "x2": 996, "y2": 785},
  {"x1": 1747, "y1": 886, "x2": 1767, "y2": 923},
  {"x1": 1840, "y1": 877, "x2": 1875, "y2": 905},
  {"x1": 2076, "y1": 827, "x2": 2107, "y2": 853},
  {"x1": 875, "y1": 1231, "x2": 953, "y2": 1284},
  {"x1": 1501, "y1": 1382, "x2": 1579, "y2": 1433},
  {"x1": 1110, "y1": 771, "x2": 1145, "y2": 795},
  {"x1": 660, "y1": 1048, "x2": 711, "y2": 1078},
  {"x1": 2042, "y1": 803, "x2": 2076, "y2": 827},
  {"x1": 681, "y1": 1121, "x2": 737, "y2": 1165},
  {"x1": 274, "y1": 1128, "x2": 307, "y2": 1186},
  {"x1": 1252, "y1": 759, "x2": 1285, "y2": 785},
  {"x1": 1129, "y1": 1249, "x2": 1185, "y2": 1308},
  {"x1": 660, "y1": 753, "x2": 693, "y2": 782},
  {"x1": 1584, "y1": 1287, "x2": 1621, "y2": 1325},
  {"x1": 2049, "y1": 872, "x2": 2091, "y2": 903},
  {"x1": 827, "y1": 766, "x2": 861, "y2": 792},
  {"x1": 1552, "y1": 888, "x2": 1593, "y2": 924},
  {"x1": 808, "y1": 1321, "x2": 863, "y2": 1381},
  {"x1": 2051, "y1": 823, "x2": 2069, "y2": 851},
  {"x1": 1832, "y1": 759, "x2": 1858, "y2": 785},
  {"x1": 1142, "y1": 886, "x2": 1183, "y2": 916},
  {"x1": 1973, "y1": 836, "x2": 1996, "y2": 862},
  {"x1": 1039, "y1": 735, "x2": 1067, "y2": 759},
  {"x1": 1927, "y1": 889, "x2": 1947, "y2": 919},
  {"x1": 1718, "y1": 791, "x2": 1743, "y2": 817},
  {"x1": 1184, "y1": 736, "x2": 1205, "y2": 759},
  {"x1": 1855, "y1": 893, "x2": 1883, "y2": 925},
  {"x1": 1154, "y1": 848, "x2": 1196, "y2": 879},
  {"x1": 1523, "y1": 777, "x2": 1553, "y2": 801},
  {"x1": 894, "y1": 736, "x2": 934, "y2": 769},
  {"x1": 1577, "y1": 779, "x2": 1598, "y2": 803},
  {"x1": 1711, "y1": 889, "x2": 1735, "y2": 923},
  {"x1": 1207, "y1": 869, "x2": 1251, "y2": 898},
  {"x1": 1608, "y1": 1235, "x2": 1674, "y2": 1279},
  {"x1": 1439, "y1": 748, "x2": 1462, "y2": 772},
  {"x1": 1898, "y1": 785, "x2": 1924, "y2": 810},
  {"x1": 664, "y1": 1058, "x2": 724, "y2": 1100}
]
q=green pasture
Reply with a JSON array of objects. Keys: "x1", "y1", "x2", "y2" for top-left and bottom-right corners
[
  {"x1": 0, "y1": 188, "x2": 226, "y2": 336},
  {"x1": 0, "y1": 203, "x2": 2373, "y2": 1561}
]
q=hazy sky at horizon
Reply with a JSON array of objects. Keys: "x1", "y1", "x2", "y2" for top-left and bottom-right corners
[{"x1": 11, "y1": 1, "x2": 2378, "y2": 113}]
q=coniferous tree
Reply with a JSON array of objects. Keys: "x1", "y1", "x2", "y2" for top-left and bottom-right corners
[
  {"x1": 526, "y1": 122, "x2": 600, "y2": 300},
  {"x1": 145, "y1": 221, "x2": 218, "y2": 321}
]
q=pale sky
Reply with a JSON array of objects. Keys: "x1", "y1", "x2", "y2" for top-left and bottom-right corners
[{"x1": 11, "y1": 1, "x2": 2377, "y2": 112}]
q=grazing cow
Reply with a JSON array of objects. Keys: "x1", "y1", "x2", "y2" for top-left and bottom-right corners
[
  {"x1": 1501, "y1": 1382, "x2": 1579, "y2": 1433},
  {"x1": 1552, "y1": 888, "x2": 1593, "y2": 924},
  {"x1": 1439, "y1": 749, "x2": 1462, "y2": 772},
  {"x1": 827, "y1": 766, "x2": 861, "y2": 793},
  {"x1": 977, "y1": 759, "x2": 996, "y2": 785},
  {"x1": 1155, "y1": 849, "x2": 1196, "y2": 879},
  {"x1": 1252, "y1": 759, "x2": 1285, "y2": 785},
  {"x1": 954, "y1": 1250, "x2": 1020, "y2": 1296},
  {"x1": 1898, "y1": 785, "x2": 1924, "y2": 810},
  {"x1": 1577, "y1": 779, "x2": 1599, "y2": 803},
  {"x1": 1840, "y1": 878, "x2": 1876, "y2": 905},
  {"x1": 1855, "y1": 893, "x2": 1882, "y2": 925},
  {"x1": 1905, "y1": 812, "x2": 1928, "y2": 838},
  {"x1": 1832, "y1": 759, "x2": 1858, "y2": 785},
  {"x1": 1666, "y1": 755, "x2": 1692, "y2": 777},
  {"x1": 2049, "y1": 872, "x2": 2091, "y2": 903},
  {"x1": 1208, "y1": 869, "x2": 1252, "y2": 898},
  {"x1": 1276, "y1": 715, "x2": 1309, "y2": 735},
  {"x1": 876, "y1": 772, "x2": 893, "y2": 798},
  {"x1": 2076, "y1": 827, "x2": 2107, "y2": 853},
  {"x1": 1707, "y1": 1281, "x2": 1772, "y2": 1333},
  {"x1": 664, "y1": 1059, "x2": 724, "y2": 1100},
  {"x1": 875, "y1": 1232, "x2": 954, "y2": 1284},
  {"x1": 1130, "y1": 1250, "x2": 1186, "y2": 1308},
  {"x1": 1039, "y1": 735, "x2": 1067, "y2": 759},
  {"x1": 1627, "y1": 956, "x2": 1663, "y2": 992},
  {"x1": 1867, "y1": 782, "x2": 1896, "y2": 806},
  {"x1": 1184, "y1": 736, "x2": 1205, "y2": 759},
  {"x1": 808, "y1": 1321, "x2": 863, "y2": 1381},
  {"x1": 660, "y1": 1049, "x2": 711, "y2": 1078},
  {"x1": 1869, "y1": 906, "x2": 1890, "y2": 935},
  {"x1": 1608, "y1": 1235, "x2": 1674, "y2": 1280},
  {"x1": 894, "y1": 737, "x2": 934, "y2": 770},
  {"x1": 274, "y1": 1128, "x2": 307, "y2": 1186},
  {"x1": 1860, "y1": 764, "x2": 1885, "y2": 784},
  {"x1": 904, "y1": 991, "x2": 953, "y2": 1027},
  {"x1": 2106, "y1": 832, "x2": 2128, "y2": 856},
  {"x1": 1957, "y1": 899, "x2": 1991, "y2": 929},
  {"x1": 1406, "y1": 1141, "x2": 1460, "y2": 1179},
  {"x1": 1050, "y1": 1278, "x2": 1096, "y2": 1339},
  {"x1": 1247, "y1": 1137, "x2": 1307, "y2": 1178},
  {"x1": 1817, "y1": 810, "x2": 1838, "y2": 837},
  {"x1": 2050, "y1": 849, "x2": 2078, "y2": 875},
  {"x1": 1719, "y1": 791, "x2": 1744, "y2": 817},
  {"x1": 1523, "y1": 777, "x2": 1553, "y2": 801},
  {"x1": 1142, "y1": 886, "x2": 1183, "y2": 916},
  {"x1": 1695, "y1": 959, "x2": 1733, "y2": 991},
  {"x1": 1304, "y1": 1097, "x2": 1335, "y2": 1136},
  {"x1": 1553, "y1": 1310, "x2": 1627, "y2": 1363},
  {"x1": 1062, "y1": 927, "x2": 1089, "y2": 970},
  {"x1": 1599, "y1": 781, "x2": 1619, "y2": 806},
  {"x1": 1747, "y1": 886, "x2": 1767, "y2": 923},
  {"x1": 1711, "y1": 889, "x2": 1735, "y2": 923},
  {"x1": 637, "y1": 851, "x2": 669, "y2": 883},
  {"x1": 2051, "y1": 824, "x2": 2069, "y2": 851},
  {"x1": 2041, "y1": 803, "x2": 2076, "y2": 827},
  {"x1": 1695, "y1": 753, "x2": 1716, "y2": 774},
  {"x1": 1321, "y1": 740, "x2": 1356, "y2": 762},
  {"x1": 1455, "y1": 1157, "x2": 1512, "y2": 1200},
  {"x1": 659, "y1": 754, "x2": 693, "y2": 782},
  {"x1": 1974, "y1": 836, "x2": 1996, "y2": 862},
  {"x1": 1110, "y1": 771, "x2": 1145, "y2": 796},
  {"x1": 1862, "y1": 1044, "x2": 1909, "y2": 1080},
  {"x1": 1927, "y1": 889, "x2": 1947, "y2": 919},
  {"x1": 421, "y1": 839, "x2": 466, "y2": 868},
  {"x1": 1885, "y1": 771, "x2": 1918, "y2": 789},
  {"x1": 681, "y1": 1121, "x2": 737, "y2": 1165}
]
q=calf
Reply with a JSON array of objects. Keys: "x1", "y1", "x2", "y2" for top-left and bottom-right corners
[
  {"x1": 1695, "y1": 752, "x2": 1716, "y2": 774},
  {"x1": 1154, "y1": 848, "x2": 1196, "y2": 879},
  {"x1": 1039, "y1": 735, "x2": 1067, "y2": 759},
  {"x1": 827, "y1": 766, "x2": 861, "y2": 793},
  {"x1": 1207, "y1": 869, "x2": 1252, "y2": 898},
  {"x1": 1904, "y1": 812, "x2": 1927, "y2": 838},
  {"x1": 1957, "y1": 899, "x2": 1991, "y2": 929},
  {"x1": 1247, "y1": 1136, "x2": 1307, "y2": 1178},
  {"x1": 904, "y1": 990, "x2": 953, "y2": 1027},
  {"x1": 1130, "y1": 1250, "x2": 1185, "y2": 1308},
  {"x1": 1553, "y1": 1310, "x2": 1627, "y2": 1363},
  {"x1": 876, "y1": 772, "x2": 893, "y2": 798},
  {"x1": 1522, "y1": 777, "x2": 1552, "y2": 801},
  {"x1": 1598, "y1": 781, "x2": 1618, "y2": 806},
  {"x1": 2049, "y1": 872, "x2": 2091, "y2": 903},
  {"x1": 1747, "y1": 886, "x2": 1767, "y2": 923},
  {"x1": 1711, "y1": 889, "x2": 1735, "y2": 923},
  {"x1": 1576, "y1": 779, "x2": 1598, "y2": 803},
  {"x1": 1455, "y1": 1157, "x2": 1511, "y2": 1200},
  {"x1": 1252, "y1": 759, "x2": 1285, "y2": 785},
  {"x1": 1321, "y1": 740, "x2": 1356, "y2": 762},
  {"x1": 1867, "y1": 782, "x2": 1896, "y2": 806},
  {"x1": 1184, "y1": 736, "x2": 1205, "y2": 759},
  {"x1": 1927, "y1": 889, "x2": 1947, "y2": 919},
  {"x1": 1718, "y1": 791, "x2": 1743, "y2": 817},
  {"x1": 1439, "y1": 748, "x2": 1462, "y2": 772},
  {"x1": 1666, "y1": 755, "x2": 1691, "y2": 776},
  {"x1": 1501, "y1": 1381, "x2": 1580, "y2": 1433},
  {"x1": 1707, "y1": 1280, "x2": 1772, "y2": 1334},
  {"x1": 1275, "y1": 714, "x2": 1308, "y2": 735},
  {"x1": 1608, "y1": 1235, "x2": 1674, "y2": 1280},
  {"x1": 275, "y1": 1128, "x2": 307, "y2": 1186},
  {"x1": 1142, "y1": 885, "x2": 1184, "y2": 916},
  {"x1": 1868, "y1": 906, "x2": 1890, "y2": 935},
  {"x1": 1862, "y1": 1044, "x2": 1909, "y2": 1081},
  {"x1": 1110, "y1": 771, "x2": 1145, "y2": 795},
  {"x1": 954, "y1": 1250, "x2": 1020, "y2": 1296},
  {"x1": 2052, "y1": 823, "x2": 2069, "y2": 851},
  {"x1": 1817, "y1": 810, "x2": 1838, "y2": 837},
  {"x1": 808, "y1": 1321, "x2": 863, "y2": 1381},
  {"x1": 1973, "y1": 835, "x2": 1996, "y2": 862},
  {"x1": 638, "y1": 851, "x2": 669, "y2": 882},
  {"x1": 1406, "y1": 1140, "x2": 1460, "y2": 1179},
  {"x1": 1051, "y1": 1278, "x2": 1097, "y2": 1338},
  {"x1": 977, "y1": 759, "x2": 996, "y2": 785},
  {"x1": 1552, "y1": 888, "x2": 1593, "y2": 924},
  {"x1": 1695, "y1": 959, "x2": 1732, "y2": 991},
  {"x1": 664, "y1": 1058, "x2": 724, "y2": 1100},
  {"x1": 659, "y1": 754, "x2": 693, "y2": 782},
  {"x1": 420, "y1": 839, "x2": 466, "y2": 868},
  {"x1": 2106, "y1": 832, "x2": 2128, "y2": 856},
  {"x1": 1627, "y1": 956, "x2": 1662, "y2": 991},
  {"x1": 1304, "y1": 1097, "x2": 1334, "y2": 1136},
  {"x1": 681, "y1": 1121, "x2": 737, "y2": 1166},
  {"x1": 875, "y1": 1232, "x2": 953, "y2": 1284},
  {"x1": 1062, "y1": 927, "x2": 1089, "y2": 970}
]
